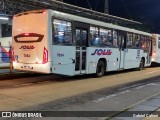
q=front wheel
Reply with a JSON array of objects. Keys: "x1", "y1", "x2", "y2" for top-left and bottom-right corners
[{"x1": 96, "y1": 61, "x2": 105, "y2": 77}]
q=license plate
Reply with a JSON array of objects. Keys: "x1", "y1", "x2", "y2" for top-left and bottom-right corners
[{"x1": 24, "y1": 66, "x2": 30, "y2": 69}]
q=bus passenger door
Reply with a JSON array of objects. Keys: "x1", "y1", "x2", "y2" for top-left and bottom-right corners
[
  {"x1": 75, "y1": 28, "x2": 88, "y2": 74},
  {"x1": 118, "y1": 33, "x2": 126, "y2": 69}
]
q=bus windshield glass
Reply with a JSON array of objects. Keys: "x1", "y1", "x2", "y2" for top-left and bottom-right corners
[{"x1": 53, "y1": 19, "x2": 73, "y2": 45}]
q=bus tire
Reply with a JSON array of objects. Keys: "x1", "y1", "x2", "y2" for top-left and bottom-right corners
[
  {"x1": 138, "y1": 58, "x2": 144, "y2": 71},
  {"x1": 96, "y1": 60, "x2": 105, "y2": 77}
]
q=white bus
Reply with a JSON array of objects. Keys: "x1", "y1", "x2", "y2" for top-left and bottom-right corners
[
  {"x1": 0, "y1": 16, "x2": 12, "y2": 67},
  {"x1": 12, "y1": 9, "x2": 152, "y2": 77},
  {"x1": 151, "y1": 34, "x2": 160, "y2": 63}
]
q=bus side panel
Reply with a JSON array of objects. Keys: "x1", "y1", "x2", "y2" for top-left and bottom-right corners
[
  {"x1": 124, "y1": 49, "x2": 140, "y2": 69},
  {"x1": 52, "y1": 45, "x2": 75, "y2": 76},
  {"x1": 107, "y1": 48, "x2": 120, "y2": 71},
  {"x1": 87, "y1": 47, "x2": 119, "y2": 74}
]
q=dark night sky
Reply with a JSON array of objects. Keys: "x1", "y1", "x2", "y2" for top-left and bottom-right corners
[{"x1": 63, "y1": 0, "x2": 160, "y2": 33}]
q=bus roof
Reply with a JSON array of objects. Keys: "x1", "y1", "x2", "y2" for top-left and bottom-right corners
[
  {"x1": 13, "y1": 9, "x2": 151, "y2": 36},
  {"x1": 50, "y1": 10, "x2": 151, "y2": 36}
]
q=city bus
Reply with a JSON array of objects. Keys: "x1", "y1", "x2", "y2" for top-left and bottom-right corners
[
  {"x1": 12, "y1": 9, "x2": 152, "y2": 77},
  {"x1": 151, "y1": 34, "x2": 160, "y2": 63},
  {"x1": 0, "y1": 16, "x2": 12, "y2": 67}
]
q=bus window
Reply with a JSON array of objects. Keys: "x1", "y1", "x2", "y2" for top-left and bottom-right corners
[
  {"x1": 90, "y1": 26, "x2": 99, "y2": 46},
  {"x1": 99, "y1": 28, "x2": 113, "y2": 47},
  {"x1": 1, "y1": 24, "x2": 12, "y2": 37},
  {"x1": 127, "y1": 33, "x2": 133, "y2": 48},
  {"x1": 113, "y1": 30, "x2": 118, "y2": 47},
  {"x1": 141, "y1": 35, "x2": 151, "y2": 51},
  {"x1": 76, "y1": 29, "x2": 81, "y2": 46},
  {"x1": 82, "y1": 30, "x2": 87, "y2": 46},
  {"x1": 144, "y1": 36, "x2": 151, "y2": 53},
  {"x1": 134, "y1": 34, "x2": 141, "y2": 48},
  {"x1": 75, "y1": 29, "x2": 87, "y2": 46},
  {"x1": 141, "y1": 35, "x2": 146, "y2": 49},
  {"x1": 147, "y1": 36, "x2": 152, "y2": 53},
  {"x1": 132, "y1": 34, "x2": 136, "y2": 48},
  {"x1": 149, "y1": 37, "x2": 152, "y2": 56},
  {"x1": 53, "y1": 19, "x2": 73, "y2": 45}
]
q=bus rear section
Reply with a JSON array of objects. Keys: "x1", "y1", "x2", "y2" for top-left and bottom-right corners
[
  {"x1": 12, "y1": 10, "x2": 52, "y2": 73},
  {"x1": 151, "y1": 34, "x2": 160, "y2": 63}
]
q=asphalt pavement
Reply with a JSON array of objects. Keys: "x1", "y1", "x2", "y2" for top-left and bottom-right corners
[
  {"x1": 49, "y1": 82, "x2": 160, "y2": 120},
  {"x1": 0, "y1": 67, "x2": 160, "y2": 120}
]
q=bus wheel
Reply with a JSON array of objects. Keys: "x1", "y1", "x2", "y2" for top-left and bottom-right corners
[
  {"x1": 138, "y1": 59, "x2": 144, "y2": 71},
  {"x1": 96, "y1": 61, "x2": 105, "y2": 77}
]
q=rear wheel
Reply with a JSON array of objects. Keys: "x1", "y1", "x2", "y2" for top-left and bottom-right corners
[
  {"x1": 96, "y1": 61, "x2": 105, "y2": 77},
  {"x1": 138, "y1": 59, "x2": 144, "y2": 71}
]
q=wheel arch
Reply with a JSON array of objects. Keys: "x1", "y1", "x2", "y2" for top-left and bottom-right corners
[
  {"x1": 141, "y1": 57, "x2": 145, "y2": 66},
  {"x1": 98, "y1": 58, "x2": 107, "y2": 71}
]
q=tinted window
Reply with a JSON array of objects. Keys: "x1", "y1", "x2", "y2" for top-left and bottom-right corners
[
  {"x1": 135, "y1": 34, "x2": 141, "y2": 48},
  {"x1": 158, "y1": 37, "x2": 160, "y2": 48},
  {"x1": 127, "y1": 33, "x2": 133, "y2": 48},
  {"x1": 132, "y1": 34, "x2": 141, "y2": 48},
  {"x1": 141, "y1": 35, "x2": 151, "y2": 51},
  {"x1": 53, "y1": 19, "x2": 73, "y2": 45},
  {"x1": 82, "y1": 30, "x2": 87, "y2": 46},
  {"x1": 90, "y1": 26, "x2": 99, "y2": 46},
  {"x1": 99, "y1": 28, "x2": 113, "y2": 47},
  {"x1": 113, "y1": 30, "x2": 118, "y2": 47}
]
